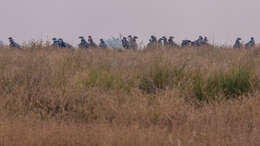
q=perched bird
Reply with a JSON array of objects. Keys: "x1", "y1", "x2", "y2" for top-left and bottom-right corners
[
  {"x1": 192, "y1": 36, "x2": 204, "y2": 47},
  {"x1": 88, "y1": 36, "x2": 97, "y2": 48},
  {"x1": 147, "y1": 39, "x2": 153, "y2": 48},
  {"x1": 99, "y1": 39, "x2": 108, "y2": 48},
  {"x1": 78, "y1": 36, "x2": 89, "y2": 48},
  {"x1": 161, "y1": 36, "x2": 168, "y2": 47},
  {"x1": 51, "y1": 38, "x2": 60, "y2": 47},
  {"x1": 58, "y1": 38, "x2": 66, "y2": 48},
  {"x1": 233, "y1": 37, "x2": 242, "y2": 48},
  {"x1": 150, "y1": 35, "x2": 157, "y2": 43},
  {"x1": 158, "y1": 38, "x2": 163, "y2": 48},
  {"x1": 58, "y1": 38, "x2": 73, "y2": 48},
  {"x1": 181, "y1": 40, "x2": 192, "y2": 48},
  {"x1": 122, "y1": 37, "x2": 129, "y2": 49},
  {"x1": 203, "y1": 36, "x2": 208, "y2": 43},
  {"x1": 128, "y1": 35, "x2": 134, "y2": 49},
  {"x1": 8, "y1": 37, "x2": 21, "y2": 49},
  {"x1": 147, "y1": 35, "x2": 158, "y2": 48},
  {"x1": 245, "y1": 37, "x2": 255, "y2": 48},
  {"x1": 168, "y1": 36, "x2": 179, "y2": 48},
  {"x1": 201, "y1": 36, "x2": 209, "y2": 45},
  {"x1": 132, "y1": 36, "x2": 138, "y2": 50}
]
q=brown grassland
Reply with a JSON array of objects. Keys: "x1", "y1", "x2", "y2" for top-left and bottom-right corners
[{"x1": 0, "y1": 46, "x2": 259, "y2": 146}]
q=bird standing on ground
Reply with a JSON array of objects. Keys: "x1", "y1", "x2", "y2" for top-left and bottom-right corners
[
  {"x1": 245, "y1": 37, "x2": 255, "y2": 48},
  {"x1": 122, "y1": 37, "x2": 129, "y2": 49},
  {"x1": 168, "y1": 36, "x2": 179, "y2": 48},
  {"x1": 88, "y1": 36, "x2": 97, "y2": 48},
  {"x1": 99, "y1": 39, "x2": 108, "y2": 48},
  {"x1": 78, "y1": 36, "x2": 89, "y2": 49},
  {"x1": 8, "y1": 37, "x2": 21, "y2": 49},
  {"x1": 233, "y1": 37, "x2": 243, "y2": 48},
  {"x1": 51, "y1": 38, "x2": 60, "y2": 47}
]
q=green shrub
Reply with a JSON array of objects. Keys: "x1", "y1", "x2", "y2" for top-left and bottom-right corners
[
  {"x1": 192, "y1": 66, "x2": 255, "y2": 101},
  {"x1": 192, "y1": 73, "x2": 205, "y2": 101},
  {"x1": 209, "y1": 66, "x2": 253, "y2": 98}
]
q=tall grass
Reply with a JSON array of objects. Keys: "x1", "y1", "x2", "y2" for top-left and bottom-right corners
[
  {"x1": 139, "y1": 63, "x2": 187, "y2": 94},
  {"x1": 192, "y1": 65, "x2": 256, "y2": 101},
  {"x1": 0, "y1": 47, "x2": 259, "y2": 146}
]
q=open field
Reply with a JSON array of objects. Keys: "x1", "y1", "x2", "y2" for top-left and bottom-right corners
[{"x1": 0, "y1": 46, "x2": 259, "y2": 146}]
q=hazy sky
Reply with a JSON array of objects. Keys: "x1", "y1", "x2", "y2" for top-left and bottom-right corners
[{"x1": 0, "y1": 0, "x2": 259, "y2": 45}]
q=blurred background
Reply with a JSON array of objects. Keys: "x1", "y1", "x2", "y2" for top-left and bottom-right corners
[{"x1": 0, "y1": 0, "x2": 259, "y2": 46}]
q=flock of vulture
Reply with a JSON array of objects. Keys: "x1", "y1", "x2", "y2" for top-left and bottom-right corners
[{"x1": 6, "y1": 35, "x2": 256, "y2": 50}]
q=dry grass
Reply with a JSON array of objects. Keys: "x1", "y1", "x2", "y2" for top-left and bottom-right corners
[{"x1": 0, "y1": 46, "x2": 259, "y2": 146}]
